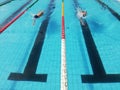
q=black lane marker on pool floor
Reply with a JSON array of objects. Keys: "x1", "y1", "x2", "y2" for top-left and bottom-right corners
[
  {"x1": 0, "y1": 0, "x2": 32, "y2": 28},
  {"x1": 96, "y1": 0, "x2": 120, "y2": 21},
  {"x1": 80, "y1": 20, "x2": 120, "y2": 83},
  {"x1": 73, "y1": 0, "x2": 120, "y2": 83},
  {"x1": 8, "y1": 0, "x2": 55, "y2": 82}
]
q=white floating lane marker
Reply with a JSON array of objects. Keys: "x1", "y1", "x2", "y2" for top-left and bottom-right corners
[{"x1": 61, "y1": 2, "x2": 68, "y2": 90}]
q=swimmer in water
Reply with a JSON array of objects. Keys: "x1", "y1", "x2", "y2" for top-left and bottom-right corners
[
  {"x1": 33, "y1": 11, "x2": 44, "y2": 25},
  {"x1": 76, "y1": 8, "x2": 87, "y2": 25}
]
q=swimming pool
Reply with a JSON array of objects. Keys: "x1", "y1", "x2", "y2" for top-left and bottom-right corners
[{"x1": 0, "y1": 0, "x2": 120, "y2": 90}]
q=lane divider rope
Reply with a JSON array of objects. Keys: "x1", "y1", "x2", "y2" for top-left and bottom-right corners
[
  {"x1": 0, "y1": 0, "x2": 14, "y2": 6},
  {"x1": 0, "y1": 0, "x2": 39, "y2": 33},
  {"x1": 61, "y1": 1, "x2": 68, "y2": 90}
]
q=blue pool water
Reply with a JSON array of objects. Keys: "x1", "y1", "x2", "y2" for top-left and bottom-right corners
[{"x1": 0, "y1": 0, "x2": 120, "y2": 90}]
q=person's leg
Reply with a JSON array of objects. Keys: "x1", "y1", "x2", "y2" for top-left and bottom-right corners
[
  {"x1": 80, "y1": 18, "x2": 85, "y2": 26},
  {"x1": 33, "y1": 18, "x2": 36, "y2": 25},
  {"x1": 32, "y1": 15, "x2": 39, "y2": 25}
]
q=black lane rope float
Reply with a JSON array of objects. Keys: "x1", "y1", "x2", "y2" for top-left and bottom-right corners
[
  {"x1": 8, "y1": 0, "x2": 56, "y2": 82},
  {"x1": 73, "y1": 0, "x2": 120, "y2": 83},
  {"x1": 0, "y1": 0, "x2": 32, "y2": 32},
  {"x1": 1, "y1": 0, "x2": 32, "y2": 26},
  {"x1": 0, "y1": 0, "x2": 38, "y2": 33},
  {"x1": 26, "y1": 0, "x2": 39, "y2": 10},
  {"x1": 0, "y1": 0, "x2": 14, "y2": 6},
  {"x1": 96, "y1": 0, "x2": 120, "y2": 21}
]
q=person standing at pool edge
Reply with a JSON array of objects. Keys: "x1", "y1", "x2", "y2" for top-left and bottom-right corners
[{"x1": 33, "y1": 11, "x2": 44, "y2": 25}]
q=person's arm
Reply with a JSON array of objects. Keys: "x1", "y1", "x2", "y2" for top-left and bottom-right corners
[{"x1": 37, "y1": 11, "x2": 44, "y2": 17}]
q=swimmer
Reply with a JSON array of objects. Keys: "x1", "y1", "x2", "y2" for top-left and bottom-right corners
[
  {"x1": 76, "y1": 8, "x2": 87, "y2": 25},
  {"x1": 33, "y1": 11, "x2": 44, "y2": 25}
]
